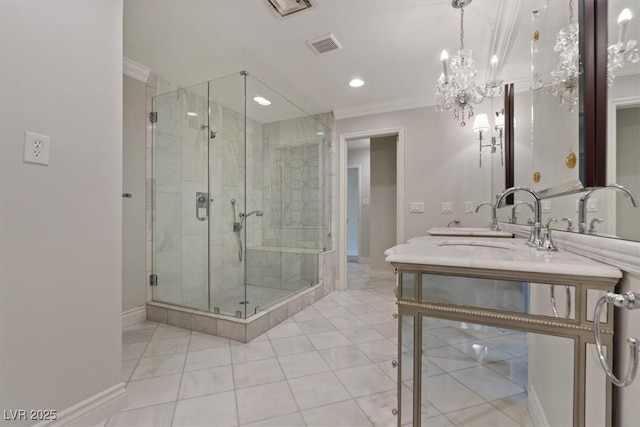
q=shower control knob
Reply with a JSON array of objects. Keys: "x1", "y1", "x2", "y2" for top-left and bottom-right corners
[
  {"x1": 392, "y1": 408, "x2": 398, "y2": 416},
  {"x1": 391, "y1": 360, "x2": 398, "y2": 368},
  {"x1": 392, "y1": 313, "x2": 398, "y2": 319}
]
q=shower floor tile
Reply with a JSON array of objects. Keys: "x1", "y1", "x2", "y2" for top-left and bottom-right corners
[{"x1": 111, "y1": 263, "x2": 533, "y2": 427}]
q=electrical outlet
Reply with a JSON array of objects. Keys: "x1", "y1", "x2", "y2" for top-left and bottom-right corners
[
  {"x1": 465, "y1": 201, "x2": 474, "y2": 213},
  {"x1": 587, "y1": 199, "x2": 598, "y2": 212},
  {"x1": 542, "y1": 200, "x2": 552, "y2": 213},
  {"x1": 441, "y1": 202, "x2": 453, "y2": 214},
  {"x1": 362, "y1": 198, "x2": 369, "y2": 206},
  {"x1": 24, "y1": 131, "x2": 50, "y2": 166}
]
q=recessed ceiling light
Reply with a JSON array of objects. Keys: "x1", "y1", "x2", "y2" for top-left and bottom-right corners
[
  {"x1": 253, "y1": 96, "x2": 271, "y2": 106},
  {"x1": 349, "y1": 78, "x2": 365, "y2": 88},
  {"x1": 187, "y1": 111, "x2": 198, "y2": 117}
]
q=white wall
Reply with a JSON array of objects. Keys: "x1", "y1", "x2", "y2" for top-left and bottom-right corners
[
  {"x1": 347, "y1": 148, "x2": 371, "y2": 258},
  {"x1": 0, "y1": 0, "x2": 124, "y2": 422},
  {"x1": 370, "y1": 136, "x2": 397, "y2": 271},
  {"x1": 336, "y1": 105, "x2": 494, "y2": 248}
]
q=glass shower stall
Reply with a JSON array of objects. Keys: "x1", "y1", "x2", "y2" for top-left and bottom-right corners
[{"x1": 151, "y1": 72, "x2": 332, "y2": 319}]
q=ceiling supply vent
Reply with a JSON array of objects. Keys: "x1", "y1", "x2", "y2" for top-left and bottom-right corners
[
  {"x1": 267, "y1": 0, "x2": 316, "y2": 18},
  {"x1": 306, "y1": 33, "x2": 342, "y2": 55}
]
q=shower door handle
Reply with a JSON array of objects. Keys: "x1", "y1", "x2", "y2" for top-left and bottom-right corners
[{"x1": 196, "y1": 192, "x2": 209, "y2": 221}]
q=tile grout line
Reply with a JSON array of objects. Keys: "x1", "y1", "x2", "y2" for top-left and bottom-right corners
[{"x1": 170, "y1": 331, "x2": 192, "y2": 426}]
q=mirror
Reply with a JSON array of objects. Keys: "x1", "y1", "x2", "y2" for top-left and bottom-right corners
[{"x1": 495, "y1": 0, "x2": 640, "y2": 241}]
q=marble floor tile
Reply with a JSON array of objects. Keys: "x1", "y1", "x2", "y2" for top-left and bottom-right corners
[
  {"x1": 270, "y1": 335, "x2": 316, "y2": 357},
  {"x1": 357, "y1": 311, "x2": 395, "y2": 326},
  {"x1": 288, "y1": 371, "x2": 351, "y2": 410},
  {"x1": 173, "y1": 391, "x2": 238, "y2": 427},
  {"x1": 342, "y1": 326, "x2": 386, "y2": 344},
  {"x1": 122, "y1": 342, "x2": 148, "y2": 361},
  {"x1": 423, "y1": 374, "x2": 484, "y2": 414},
  {"x1": 297, "y1": 318, "x2": 337, "y2": 335},
  {"x1": 356, "y1": 339, "x2": 397, "y2": 362},
  {"x1": 292, "y1": 307, "x2": 324, "y2": 322},
  {"x1": 428, "y1": 326, "x2": 479, "y2": 345},
  {"x1": 130, "y1": 353, "x2": 186, "y2": 381},
  {"x1": 484, "y1": 335, "x2": 528, "y2": 358},
  {"x1": 142, "y1": 336, "x2": 189, "y2": 358},
  {"x1": 121, "y1": 360, "x2": 137, "y2": 383},
  {"x1": 241, "y1": 412, "x2": 306, "y2": 427},
  {"x1": 302, "y1": 400, "x2": 373, "y2": 427},
  {"x1": 151, "y1": 325, "x2": 191, "y2": 341},
  {"x1": 328, "y1": 314, "x2": 368, "y2": 330},
  {"x1": 266, "y1": 322, "x2": 304, "y2": 340},
  {"x1": 184, "y1": 346, "x2": 232, "y2": 372},
  {"x1": 486, "y1": 358, "x2": 529, "y2": 387},
  {"x1": 335, "y1": 364, "x2": 396, "y2": 398},
  {"x1": 178, "y1": 365, "x2": 234, "y2": 400},
  {"x1": 278, "y1": 351, "x2": 331, "y2": 379},
  {"x1": 425, "y1": 345, "x2": 482, "y2": 373},
  {"x1": 319, "y1": 345, "x2": 371, "y2": 370},
  {"x1": 491, "y1": 393, "x2": 533, "y2": 426},
  {"x1": 106, "y1": 402, "x2": 174, "y2": 427},
  {"x1": 188, "y1": 333, "x2": 230, "y2": 351},
  {"x1": 230, "y1": 340, "x2": 275, "y2": 364},
  {"x1": 445, "y1": 402, "x2": 520, "y2": 426},
  {"x1": 235, "y1": 381, "x2": 299, "y2": 425},
  {"x1": 451, "y1": 366, "x2": 524, "y2": 401},
  {"x1": 307, "y1": 330, "x2": 352, "y2": 350},
  {"x1": 344, "y1": 303, "x2": 380, "y2": 316},
  {"x1": 124, "y1": 374, "x2": 181, "y2": 410},
  {"x1": 233, "y1": 358, "x2": 285, "y2": 389}
]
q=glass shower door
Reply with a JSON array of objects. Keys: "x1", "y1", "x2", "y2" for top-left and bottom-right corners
[{"x1": 152, "y1": 82, "x2": 210, "y2": 311}]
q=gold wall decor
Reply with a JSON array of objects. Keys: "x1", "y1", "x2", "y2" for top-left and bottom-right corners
[
  {"x1": 533, "y1": 171, "x2": 541, "y2": 183},
  {"x1": 565, "y1": 151, "x2": 577, "y2": 169}
]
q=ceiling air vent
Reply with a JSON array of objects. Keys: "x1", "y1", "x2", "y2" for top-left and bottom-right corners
[
  {"x1": 267, "y1": 0, "x2": 316, "y2": 18},
  {"x1": 306, "y1": 33, "x2": 342, "y2": 55}
]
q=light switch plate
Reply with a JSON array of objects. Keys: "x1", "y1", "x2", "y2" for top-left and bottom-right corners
[
  {"x1": 362, "y1": 198, "x2": 369, "y2": 206},
  {"x1": 441, "y1": 202, "x2": 453, "y2": 214},
  {"x1": 541, "y1": 200, "x2": 552, "y2": 213},
  {"x1": 465, "y1": 201, "x2": 474, "y2": 213},
  {"x1": 24, "y1": 131, "x2": 50, "y2": 166},
  {"x1": 409, "y1": 202, "x2": 425, "y2": 213}
]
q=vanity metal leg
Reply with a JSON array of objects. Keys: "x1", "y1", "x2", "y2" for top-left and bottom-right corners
[{"x1": 413, "y1": 314, "x2": 422, "y2": 427}]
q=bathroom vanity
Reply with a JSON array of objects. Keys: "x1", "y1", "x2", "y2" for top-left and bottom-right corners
[{"x1": 385, "y1": 236, "x2": 622, "y2": 426}]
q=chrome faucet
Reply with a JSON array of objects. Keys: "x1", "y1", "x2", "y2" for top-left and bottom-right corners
[
  {"x1": 475, "y1": 202, "x2": 499, "y2": 231},
  {"x1": 588, "y1": 218, "x2": 604, "y2": 235},
  {"x1": 562, "y1": 217, "x2": 574, "y2": 232},
  {"x1": 510, "y1": 201, "x2": 534, "y2": 224},
  {"x1": 496, "y1": 187, "x2": 542, "y2": 247},
  {"x1": 578, "y1": 184, "x2": 639, "y2": 234}
]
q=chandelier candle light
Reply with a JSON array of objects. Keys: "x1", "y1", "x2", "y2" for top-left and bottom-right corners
[
  {"x1": 436, "y1": 0, "x2": 486, "y2": 126},
  {"x1": 608, "y1": 8, "x2": 639, "y2": 86}
]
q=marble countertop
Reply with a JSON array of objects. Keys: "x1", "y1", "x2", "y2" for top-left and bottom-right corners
[
  {"x1": 428, "y1": 227, "x2": 514, "y2": 238},
  {"x1": 385, "y1": 235, "x2": 622, "y2": 278}
]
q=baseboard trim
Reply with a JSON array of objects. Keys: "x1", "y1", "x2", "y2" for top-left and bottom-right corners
[
  {"x1": 122, "y1": 306, "x2": 147, "y2": 327},
  {"x1": 36, "y1": 382, "x2": 126, "y2": 427},
  {"x1": 528, "y1": 384, "x2": 551, "y2": 427}
]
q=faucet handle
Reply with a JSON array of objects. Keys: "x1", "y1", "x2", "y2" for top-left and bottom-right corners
[
  {"x1": 589, "y1": 218, "x2": 604, "y2": 234},
  {"x1": 562, "y1": 217, "x2": 574, "y2": 232},
  {"x1": 539, "y1": 218, "x2": 558, "y2": 251}
]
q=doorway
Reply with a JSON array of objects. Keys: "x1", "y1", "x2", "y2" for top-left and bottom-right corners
[{"x1": 338, "y1": 128, "x2": 404, "y2": 290}]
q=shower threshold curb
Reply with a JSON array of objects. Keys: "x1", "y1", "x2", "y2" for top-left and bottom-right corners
[{"x1": 146, "y1": 280, "x2": 332, "y2": 342}]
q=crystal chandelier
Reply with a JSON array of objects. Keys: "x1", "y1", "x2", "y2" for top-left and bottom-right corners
[
  {"x1": 607, "y1": 8, "x2": 639, "y2": 86},
  {"x1": 533, "y1": 0, "x2": 581, "y2": 112},
  {"x1": 436, "y1": 0, "x2": 485, "y2": 127}
]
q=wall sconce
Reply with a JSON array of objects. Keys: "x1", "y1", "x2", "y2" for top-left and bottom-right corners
[{"x1": 473, "y1": 112, "x2": 504, "y2": 167}]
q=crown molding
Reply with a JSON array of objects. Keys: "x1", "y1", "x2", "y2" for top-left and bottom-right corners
[
  {"x1": 333, "y1": 95, "x2": 433, "y2": 120},
  {"x1": 123, "y1": 57, "x2": 151, "y2": 83}
]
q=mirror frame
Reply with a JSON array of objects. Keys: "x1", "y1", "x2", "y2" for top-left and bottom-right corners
[{"x1": 504, "y1": 0, "x2": 608, "y2": 194}]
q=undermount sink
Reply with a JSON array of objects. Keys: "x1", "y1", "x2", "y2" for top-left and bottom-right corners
[
  {"x1": 428, "y1": 227, "x2": 514, "y2": 238},
  {"x1": 434, "y1": 240, "x2": 513, "y2": 250}
]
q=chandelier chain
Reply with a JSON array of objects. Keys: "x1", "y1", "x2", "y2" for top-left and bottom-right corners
[{"x1": 460, "y1": 8, "x2": 465, "y2": 50}]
